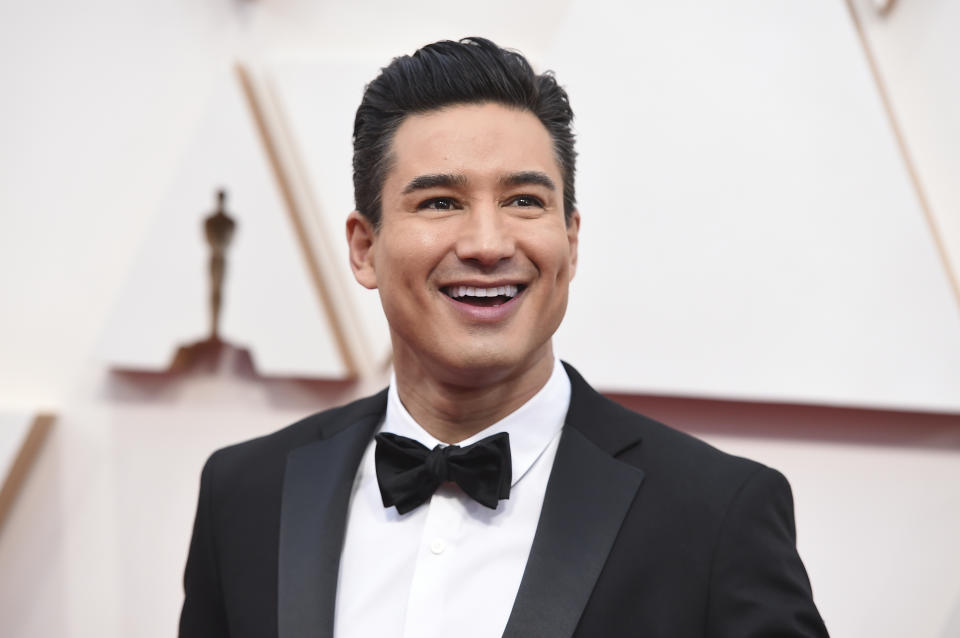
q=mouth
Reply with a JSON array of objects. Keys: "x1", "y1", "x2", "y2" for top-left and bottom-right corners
[{"x1": 441, "y1": 284, "x2": 526, "y2": 307}]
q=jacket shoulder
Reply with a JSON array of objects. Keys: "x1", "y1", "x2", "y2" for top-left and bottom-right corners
[
  {"x1": 202, "y1": 389, "x2": 387, "y2": 496},
  {"x1": 562, "y1": 365, "x2": 827, "y2": 635},
  {"x1": 563, "y1": 362, "x2": 774, "y2": 503},
  {"x1": 625, "y1": 403, "x2": 766, "y2": 481}
]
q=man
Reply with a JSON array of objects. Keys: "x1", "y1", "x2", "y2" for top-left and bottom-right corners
[{"x1": 180, "y1": 37, "x2": 828, "y2": 637}]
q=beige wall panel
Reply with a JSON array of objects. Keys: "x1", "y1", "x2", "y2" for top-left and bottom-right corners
[
  {"x1": 98, "y1": 76, "x2": 349, "y2": 379},
  {"x1": 546, "y1": 0, "x2": 960, "y2": 411}
]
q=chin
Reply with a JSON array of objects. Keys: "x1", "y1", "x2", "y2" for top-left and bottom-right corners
[{"x1": 436, "y1": 340, "x2": 552, "y2": 387}]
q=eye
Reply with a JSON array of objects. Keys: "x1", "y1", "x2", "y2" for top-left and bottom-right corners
[
  {"x1": 506, "y1": 194, "x2": 545, "y2": 208},
  {"x1": 417, "y1": 197, "x2": 462, "y2": 211}
]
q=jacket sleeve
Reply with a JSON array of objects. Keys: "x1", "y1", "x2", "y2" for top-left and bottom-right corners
[
  {"x1": 179, "y1": 452, "x2": 231, "y2": 637},
  {"x1": 706, "y1": 466, "x2": 829, "y2": 637}
]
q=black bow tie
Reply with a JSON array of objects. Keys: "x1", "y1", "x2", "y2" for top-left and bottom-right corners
[{"x1": 374, "y1": 431, "x2": 512, "y2": 515}]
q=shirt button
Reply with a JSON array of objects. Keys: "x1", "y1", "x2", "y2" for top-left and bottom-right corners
[{"x1": 430, "y1": 538, "x2": 446, "y2": 555}]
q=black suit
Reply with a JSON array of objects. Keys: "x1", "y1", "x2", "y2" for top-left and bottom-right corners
[{"x1": 180, "y1": 363, "x2": 828, "y2": 637}]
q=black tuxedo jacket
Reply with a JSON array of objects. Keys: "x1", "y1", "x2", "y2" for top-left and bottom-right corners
[{"x1": 180, "y1": 363, "x2": 828, "y2": 637}]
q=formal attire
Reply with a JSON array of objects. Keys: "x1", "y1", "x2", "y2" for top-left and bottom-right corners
[
  {"x1": 335, "y1": 358, "x2": 568, "y2": 638},
  {"x1": 180, "y1": 362, "x2": 828, "y2": 638}
]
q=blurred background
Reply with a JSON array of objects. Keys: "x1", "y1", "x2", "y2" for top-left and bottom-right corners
[{"x1": 1, "y1": 0, "x2": 958, "y2": 636}]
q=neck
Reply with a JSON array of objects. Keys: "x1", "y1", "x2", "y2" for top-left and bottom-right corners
[{"x1": 392, "y1": 346, "x2": 556, "y2": 444}]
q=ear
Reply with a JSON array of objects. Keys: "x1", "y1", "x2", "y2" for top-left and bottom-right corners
[
  {"x1": 346, "y1": 211, "x2": 378, "y2": 289},
  {"x1": 566, "y1": 209, "x2": 580, "y2": 280}
]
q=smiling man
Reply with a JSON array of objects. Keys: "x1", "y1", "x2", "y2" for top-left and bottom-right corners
[
  {"x1": 180, "y1": 38, "x2": 828, "y2": 638},
  {"x1": 347, "y1": 102, "x2": 577, "y2": 441}
]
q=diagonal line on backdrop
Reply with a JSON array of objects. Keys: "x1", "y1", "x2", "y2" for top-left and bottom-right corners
[
  {"x1": 235, "y1": 62, "x2": 376, "y2": 379},
  {"x1": 843, "y1": 0, "x2": 960, "y2": 312},
  {"x1": 0, "y1": 413, "x2": 55, "y2": 533}
]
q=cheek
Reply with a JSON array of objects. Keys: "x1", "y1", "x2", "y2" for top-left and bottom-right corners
[
  {"x1": 526, "y1": 227, "x2": 575, "y2": 280},
  {"x1": 376, "y1": 223, "x2": 450, "y2": 287}
]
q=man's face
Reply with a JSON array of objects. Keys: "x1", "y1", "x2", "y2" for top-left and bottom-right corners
[{"x1": 348, "y1": 102, "x2": 579, "y2": 387}]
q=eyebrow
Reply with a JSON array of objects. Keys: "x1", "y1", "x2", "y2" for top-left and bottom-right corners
[
  {"x1": 401, "y1": 173, "x2": 468, "y2": 195},
  {"x1": 400, "y1": 171, "x2": 557, "y2": 195},
  {"x1": 499, "y1": 171, "x2": 557, "y2": 191}
]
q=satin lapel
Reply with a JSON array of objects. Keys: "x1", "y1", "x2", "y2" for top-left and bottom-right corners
[
  {"x1": 502, "y1": 366, "x2": 645, "y2": 638},
  {"x1": 277, "y1": 411, "x2": 381, "y2": 638}
]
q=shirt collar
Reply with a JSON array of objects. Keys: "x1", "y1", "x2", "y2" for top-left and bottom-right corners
[{"x1": 383, "y1": 358, "x2": 571, "y2": 487}]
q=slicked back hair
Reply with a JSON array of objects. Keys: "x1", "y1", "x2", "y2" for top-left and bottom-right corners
[{"x1": 352, "y1": 37, "x2": 577, "y2": 228}]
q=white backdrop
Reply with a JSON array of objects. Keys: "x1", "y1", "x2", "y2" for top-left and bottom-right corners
[{"x1": 95, "y1": 0, "x2": 960, "y2": 410}]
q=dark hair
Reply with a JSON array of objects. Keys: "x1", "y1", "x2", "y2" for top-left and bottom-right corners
[{"x1": 352, "y1": 37, "x2": 577, "y2": 227}]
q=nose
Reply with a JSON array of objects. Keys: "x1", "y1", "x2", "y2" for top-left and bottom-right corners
[{"x1": 454, "y1": 205, "x2": 516, "y2": 267}]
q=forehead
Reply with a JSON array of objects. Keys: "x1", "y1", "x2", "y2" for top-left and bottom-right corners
[{"x1": 386, "y1": 103, "x2": 561, "y2": 186}]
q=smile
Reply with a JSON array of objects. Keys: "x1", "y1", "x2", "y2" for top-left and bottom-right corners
[{"x1": 441, "y1": 284, "x2": 525, "y2": 307}]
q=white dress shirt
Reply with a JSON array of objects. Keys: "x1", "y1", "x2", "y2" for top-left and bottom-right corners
[{"x1": 334, "y1": 358, "x2": 571, "y2": 638}]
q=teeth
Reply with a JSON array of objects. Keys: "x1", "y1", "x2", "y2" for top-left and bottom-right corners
[{"x1": 447, "y1": 284, "x2": 519, "y2": 299}]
